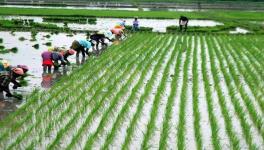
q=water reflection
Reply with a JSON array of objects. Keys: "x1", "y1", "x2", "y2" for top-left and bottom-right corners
[{"x1": 0, "y1": 93, "x2": 23, "y2": 120}]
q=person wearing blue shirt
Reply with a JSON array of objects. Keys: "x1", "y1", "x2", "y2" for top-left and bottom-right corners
[{"x1": 70, "y1": 39, "x2": 92, "y2": 58}]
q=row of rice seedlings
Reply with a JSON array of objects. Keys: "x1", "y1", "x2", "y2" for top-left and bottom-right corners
[
  {"x1": 205, "y1": 35, "x2": 241, "y2": 149},
  {"x1": 0, "y1": 34, "x2": 140, "y2": 137},
  {"x1": 6, "y1": 47, "x2": 134, "y2": 149},
  {"x1": 141, "y1": 36, "x2": 180, "y2": 148},
  {"x1": 30, "y1": 34, "x2": 153, "y2": 149},
  {"x1": 48, "y1": 34, "x2": 162, "y2": 149},
  {"x1": 47, "y1": 46, "x2": 149, "y2": 149},
  {"x1": 215, "y1": 36, "x2": 264, "y2": 142},
  {"x1": 1, "y1": 33, "x2": 145, "y2": 148},
  {"x1": 208, "y1": 35, "x2": 258, "y2": 149},
  {"x1": 98, "y1": 36, "x2": 175, "y2": 150},
  {"x1": 121, "y1": 35, "x2": 179, "y2": 150},
  {"x1": 82, "y1": 35, "x2": 170, "y2": 149},
  {"x1": 158, "y1": 35, "x2": 185, "y2": 149},
  {"x1": 200, "y1": 36, "x2": 221, "y2": 150},
  {"x1": 241, "y1": 35, "x2": 264, "y2": 68},
  {"x1": 225, "y1": 36, "x2": 264, "y2": 113},
  {"x1": 27, "y1": 34, "x2": 151, "y2": 148},
  {"x1": 228, "y1": 36, "x2": 264, "y2": 102},
  {"x1": 176, "y1": 34, "x2": 194, "y2": 149},
  {"x1": 229, "y1": 35, "x2": 264, "y2": 90},
  {"x1": 138, "y1": 35, "x2": 178, "y2": 149},
  {"x1": 0, "y1": 90, "x2": 42, "y2": 146},
  {"x1": 236, "y1": 37, "x2": 264, "y2": 80},
  {"x1": 191, "y1": 34, "x2": 203, "y2": 150}
]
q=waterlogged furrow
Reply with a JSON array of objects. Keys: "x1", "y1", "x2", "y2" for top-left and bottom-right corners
[
  {"x1": 203, "y1": 36, "x2": 231, "y2": 149},
  {"x1": 121, "y1": 36, "x2": 178, "y2": 150},
  {"x1": 225, "y1": 36, "x2": 264, "y2": 112},
  {"x1": 184, "y1": 36, "x2": 196, "y2": 150},
  {"x1": 0, "y1": 35, "x2": 139, "y2": 132},
  {"x1": 1, "y1": 34, "x2": 264, "y2": 149},
  {"x1": 191, "y1": 35, "x2": 203, "y2": 150},
  {"x1": 196, "y1": 36, "x2": 213, "y2": 150},
  {"x1": 167, "y1": 35, "x2": 187, "y2": 149},
  {"x1": 2, "y1": 34, "x2": 148, "y2": 149},
  {"x1": 201, "y1": 36, "x2": 221, "y2": 150},
  {"x1": 206, "y1": 35, "x2": 248, "y2": 150},
  {"x1": 212, "y1": 36, "x2": 259, "y2": 149},
  {"x1": 139, "y1": 36, "x2": 178, "y2": 149},
  {"x1": 158, "y1": 35, "x2": 184, "y2": 150},
  {"x1": 125, "y1": 37, "x2": 174, "y2": 149},
  {"x1": 145, "y1": 37, "x2": 179, "y2": 148},
  {"x1": 43, "y1": 35, "x2": 159, "y2": 149},
  {"x1": 68, "y1": 35, "x2": 167, "y2": 149},
  {"x1": 100, "y1": 36, "x2": 172, "y2": 150},
  {"x1": 0, "y1": 35, "x2": 142, "y2": 145},
  {"x1": 94, "y1": 36, "x2": 175, "y2": 150},
  {"x1": 215, "y1": 36, "x2": 264, "y2": 147},
  {"x1": 176, "y1": 35, "x2": 194, "y2": 150}
]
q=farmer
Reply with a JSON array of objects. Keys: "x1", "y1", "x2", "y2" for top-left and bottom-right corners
[
  {"x1": 41, "y1": 50, "x2": 53, "y2": 73},
  {"x1": 70, "y1": 39, "x2": 92, "y2": 58},
  {"x1": 90, "y1": 31, "x2": 113, "y2": 53},
  {"x1": 59, "y1": 49, "x2": 76, "y2": 65},
  {"x1": 111, "y1": 28, "x2": 125, "y2": 40},
  {"x1": 51, "y1": 51, "x2": 66, "y2": 70},
  {"x1": 17, "y1": 65, "x2": 29, "y2": 74},
  {"x1": 15, "y1": 64, "x2": 29, "y2": 81},
  {"x1": 132, "y1": 17, "x2": 140, "y2": 31},
  {"x1": 179, "y1": 16, "x2": 189, "y2": 32},
  {"x1": 0, "y1": 67, "x2": 24, "y2": 99}
]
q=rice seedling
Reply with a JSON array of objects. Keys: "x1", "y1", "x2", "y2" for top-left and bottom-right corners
[
  {"x1": 9, "y1": 47, "x2": 18, "y2": 53},
  {"x1": 0, "y1": 33, "x2": 263, "y2": 150},
  {"x1": 45, "y1": 42, "x2": 52, "y2": 46},
  {"x1": 18, "y1": 37, "x2": 26, "y2": 41},
  {"x1": 32, "y1": 44, "x2": 39, "y2": 49}
]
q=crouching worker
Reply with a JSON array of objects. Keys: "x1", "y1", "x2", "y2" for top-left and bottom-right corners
[
  {"x1": 111, "y1": 28, "x2": 125, "y2": 40},
  {"x1": 179, "y1": 16, "x2": 189, "y2": 32},
  {"x1": 0, "y1": 68, "x2": 24, "y2": 99},
  {"x1": 12, "y1": 65, "x2": 29, "y2": 89},
  {"x1": 41, "y1": 50, "x2": 53, "y2": 73},
  {"x1": 90, "y1": 31, "x2": 113, "y2": 54},
  {"x1": 59, "y1": 49, "x2": 76, "y2": 65},
  {"x1": 70, "y1": 39, "x2": 92, "y2": 59},
  {"x1": 51, "y1": 51, "x2": 66, "y2": 71}
]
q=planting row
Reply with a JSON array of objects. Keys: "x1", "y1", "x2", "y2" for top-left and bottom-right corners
[{"x1": 0, "y1": 33, "x2": 263, "y2": 149}]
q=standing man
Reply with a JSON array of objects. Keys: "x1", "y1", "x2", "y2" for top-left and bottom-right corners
[{"x1": 179, "y1": 16, "x2": 189, "y2": 32}]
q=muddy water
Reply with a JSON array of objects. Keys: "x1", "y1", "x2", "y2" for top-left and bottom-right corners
[
  {"x1": 0, "y1": 31, "x2": 89, "y2": 119},
  {"x1": 1, "y1": 16, "x2": 223, "y2": 32}
]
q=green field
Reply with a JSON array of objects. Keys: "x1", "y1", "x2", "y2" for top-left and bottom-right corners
[
  {"x1": 0, "y1": 33, "x2": 263, "y2": 149},
  {"x1": 0, "y1": 7, "x2": 264, "y2": 20}
]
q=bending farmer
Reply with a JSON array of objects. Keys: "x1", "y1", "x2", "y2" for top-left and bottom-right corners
[
  {"x1": 179, "y1": 16, "x2": 189, "y2": 32},
  {"x1": 70, "y1": 39, "x2": 92, "y2": 58}
]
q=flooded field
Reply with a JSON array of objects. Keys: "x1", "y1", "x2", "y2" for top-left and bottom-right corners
[
  {"x1": 0, "y1": 31, "x2": 91, "y2": 119},
  {"x1": 0, "y1": 33, "x2": 263, "y2": 149},
  {"x1": 1, "y1": 16, "x2": 223, "y2": 32}
]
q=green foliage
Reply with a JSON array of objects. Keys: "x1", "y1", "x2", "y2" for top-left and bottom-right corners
[
  {"x1": 0, "y1": 33, "x2": 263, "y2": 149},
  {"x1": 0, "y1": 7, "x2": 264, "y2": 20}
]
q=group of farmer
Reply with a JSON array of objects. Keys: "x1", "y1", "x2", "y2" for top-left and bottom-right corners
[
  {"x1": 1, "y1": 16, "x2": 189, "y2": 100},
  {"x1": 41, "y1": 18, "x2": 133, "y2": 72}
]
